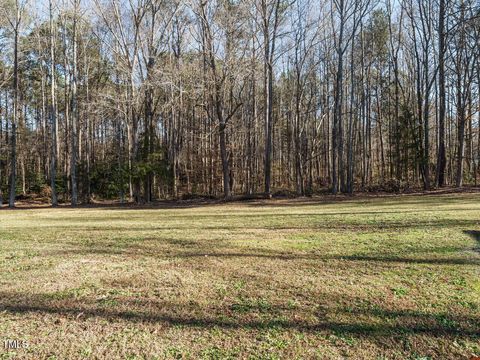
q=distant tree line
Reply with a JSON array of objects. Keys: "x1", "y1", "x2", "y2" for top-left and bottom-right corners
[{"x1": 0, "y1": 0, "x2": 479, "y2": 206}]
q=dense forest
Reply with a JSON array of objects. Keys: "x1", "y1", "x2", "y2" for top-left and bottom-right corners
[{"x1": 0, "y1": 0, "x2": 479, "y2": 206}]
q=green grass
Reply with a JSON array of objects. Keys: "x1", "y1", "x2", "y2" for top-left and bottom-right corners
[{"x1": 0, "y1": 193, "x2": 479, "y2": 359}]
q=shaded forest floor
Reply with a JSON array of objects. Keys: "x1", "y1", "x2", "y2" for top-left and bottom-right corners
[
  {"x1": 0, "y1": 193, "x2": 479, "y2": 359},
  {"x1": 5, "y1": 185, "x2": 480, "y2": 209}
]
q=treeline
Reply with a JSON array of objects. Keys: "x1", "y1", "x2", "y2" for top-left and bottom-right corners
[{"x1": 0, "y1": 0, "x2": 479, "y2": 206}]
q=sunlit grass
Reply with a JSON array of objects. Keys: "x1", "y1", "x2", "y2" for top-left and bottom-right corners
[{"x1": 0, "y1": 193, "x2": 479, "y2": 359}]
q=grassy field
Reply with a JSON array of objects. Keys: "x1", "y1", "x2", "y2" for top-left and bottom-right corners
[{"x1": 0, "y1": 193, "x2": 479, "y2": 359}]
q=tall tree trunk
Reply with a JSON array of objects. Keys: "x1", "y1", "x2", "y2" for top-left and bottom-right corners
[
  {"x1": 332, "y1": 0, "x2": 345, "y2": 194},
  {"x1": 262, "y1": 0, "x2": 281, "y2": 197},
  {"x1": 49, "y1": 0, "x2": 58, "y2": 206},
  {"x1": 70, "y1": 0, "x2": 79, "y2": 206},
  {"x1": 455, "y1": 80, "x2": 466, "y2": 188},
  {"x1": 436, "y1": 0, "x2": 447, "y2": 187},
  {"x1": 9, "y1": 4, "x2": 20, "y2": 208},
  {"x1": 264, "y1": 49, "x2": 273, "y2": 197}
]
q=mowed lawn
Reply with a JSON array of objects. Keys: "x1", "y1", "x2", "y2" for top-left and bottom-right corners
[{"x1": 0, "y1": 194, "x2": 479, "y2": 359}]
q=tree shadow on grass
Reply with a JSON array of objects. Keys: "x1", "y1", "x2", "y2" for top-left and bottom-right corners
[
  {"x1": 243, "y1": 192, "x2": 480, "y2": 208},
  {"x1": 43, "y1": 243, "x2": 480, "y2": 266},
  {"x1": 171, "y1": 251, "x2": 480, "y2": 266},
  {"x1": 0, "y1": 292, "x2": 478, "y2": 339},
  {"x1": 18, "y1": 218, "x2": 480, "y2": 233},
  {"x1": 464, "y1": 230, "x2": 480, "y2": 253},
  {"x1": 4, "y1": 189, "x2": 480, "y2": 211}
]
